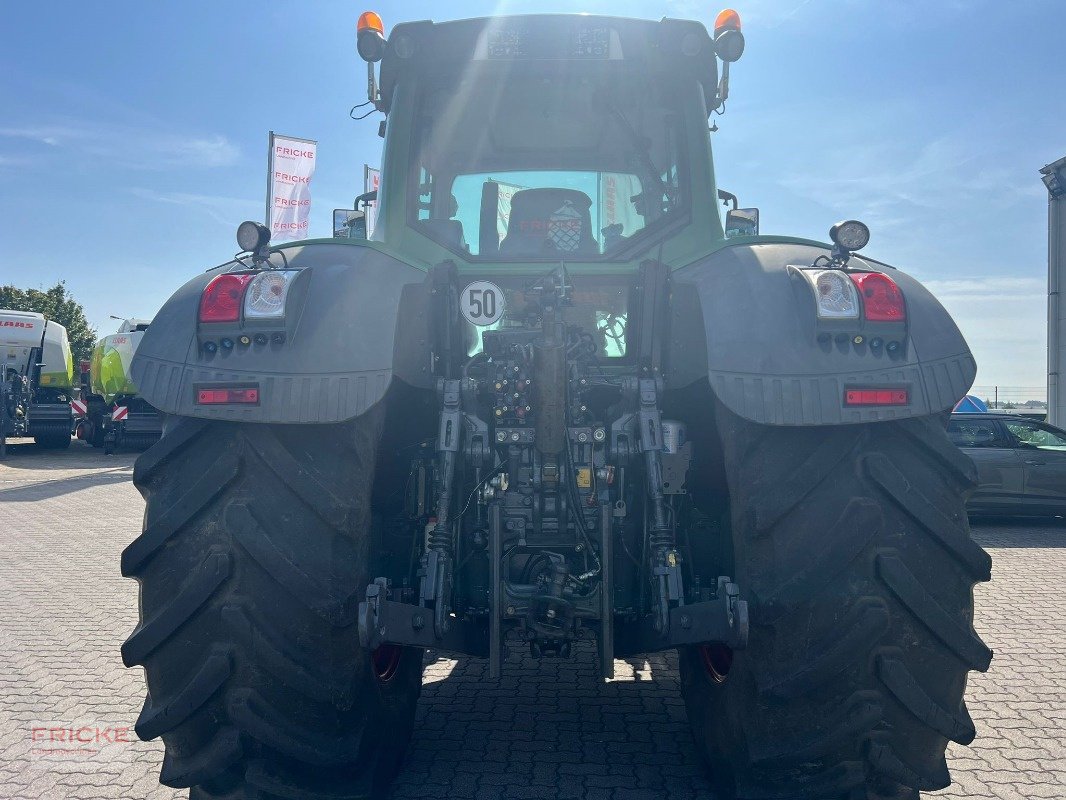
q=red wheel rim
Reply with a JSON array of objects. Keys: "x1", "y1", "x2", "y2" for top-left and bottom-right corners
[
  {"x1": 699, "y1": 643, "x2": 733, "y2": 684},
  {"x1": 372, "y1": 643, "x2": 403, "y2": 683}
]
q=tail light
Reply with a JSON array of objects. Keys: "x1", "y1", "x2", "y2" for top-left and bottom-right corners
[
  {"x1": 244, "y1": 270, "x2": 300, "y2": 320},
  {"x1": 799, "y1": 269, "x2": 861, "y2": 319},
  {"x1": 849, "y1": 272, "x2": 905, "y2": 322},
  {"x1": 199, "y1": 274, "x2": 254, "y2": 323}
]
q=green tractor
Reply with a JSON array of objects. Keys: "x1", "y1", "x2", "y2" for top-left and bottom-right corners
[
  {"x1": 122, "y1": 10, "x2": 991, "y2": 800},
  {"x1": 77, "y1": 318, "x2": 163, "y2": 454},
  {"x1": 1, "y1": 309, "x2": 74, "y2": 456}
]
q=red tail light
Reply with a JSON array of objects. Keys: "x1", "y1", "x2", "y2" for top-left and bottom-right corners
[
  {"x1": 849, "y1": 272, "x2": 905, "y2": 322},
  {"x1": 199, "y1": 274, "x2": 254, "y2": 323},
  {"x1": 844, "y1": 387, "x2": 909, "y2": 406},
  {"x1": 196, "y1": 386, "x2": 260, "y2": 405}
]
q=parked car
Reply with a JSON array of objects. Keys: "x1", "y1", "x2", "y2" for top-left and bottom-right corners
[{"x1": 949, "y1": 412, "x2": 1066, "y2": 516}]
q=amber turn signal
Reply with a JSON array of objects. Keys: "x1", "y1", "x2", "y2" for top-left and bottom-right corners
[
  {"x1": 714, "y1": 9, "x2": 742, "y2": 37},
  {"x1": 357, "y1": 11, "x2": 384, "y2": 34}
]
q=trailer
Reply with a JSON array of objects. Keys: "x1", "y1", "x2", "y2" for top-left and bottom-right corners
[
  {"x1": 76, "y1": 318, "x2": 162, "y2": 454},
  {"x1": 1, "y1": 309, "x2": 74, "y2": 456}
]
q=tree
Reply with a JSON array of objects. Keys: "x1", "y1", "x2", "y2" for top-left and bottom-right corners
[{"x1": 0, "y1": 282, "x2": 97, "y2": 364}]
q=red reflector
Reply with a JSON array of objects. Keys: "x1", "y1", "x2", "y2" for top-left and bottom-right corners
[
  {"x1": 844, "y1": 388, "x2": 910, "y2": 406},
  {"x1": 199, "y1": 274, "x2": 254, "y2": 323},
  {"x1": 849, "y1": 272, "x2": 905, "y2": 322},
  {"x1": 196, "y1": 387, "x2": 259, "y2": 405}
]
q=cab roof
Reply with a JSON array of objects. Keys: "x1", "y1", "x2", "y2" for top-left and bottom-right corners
[{"x1": 377, "y1": 14, "x2": 718, "y2": 114}]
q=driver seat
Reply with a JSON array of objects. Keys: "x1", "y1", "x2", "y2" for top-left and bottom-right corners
[{"x1": 500, "y1": 189, "x2": 598, "y2": 256}]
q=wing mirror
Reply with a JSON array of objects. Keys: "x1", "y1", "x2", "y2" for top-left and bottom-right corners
[
  {"x1": 333, "y1": 209, "x2": 366, "y2": 239},
  {"x1": 725, "y1": 207, "x2": 759, "y2": 238},
  {"x1": 334, "y1": 190, "x2": 378, "y2": 239}
]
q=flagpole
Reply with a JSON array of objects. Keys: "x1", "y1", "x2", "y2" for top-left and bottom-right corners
[{"x1": 265, "y1": 131, "x2": 275, "y2": 229}]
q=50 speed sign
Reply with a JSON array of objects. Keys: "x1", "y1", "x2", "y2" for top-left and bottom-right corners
[{"x1": 460, "y1": 280, "x2": 505, "y2": 326}]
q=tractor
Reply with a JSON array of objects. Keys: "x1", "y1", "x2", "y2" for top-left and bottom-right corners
[{"x1": 122, "y1": 10, "x2": 991, "y2": 800}]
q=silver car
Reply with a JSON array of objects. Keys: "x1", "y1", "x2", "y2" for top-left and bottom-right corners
[{"x1": 949, "y1": 412, "x2": 1066, "y2": 516}]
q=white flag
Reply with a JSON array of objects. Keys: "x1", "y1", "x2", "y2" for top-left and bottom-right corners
[
  {"x1": 268, "y1": 133, "x2": 317, "y2": 242},
  {"x1": 495, "y1": 180, "x2": 526, "y2": 243}
]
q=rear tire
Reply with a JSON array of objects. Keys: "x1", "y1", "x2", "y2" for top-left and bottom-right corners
[
  {"x1": 87, "y1": 416, "x2": 105, "y2": 448},
  {"x1": 680, "y1": 403, "x2": 992, "y2": 800},
  {"x1": 122, "y1": 412, "x2": 422, "y2": 800}
]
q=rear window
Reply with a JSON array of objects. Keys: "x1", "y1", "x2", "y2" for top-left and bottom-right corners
[{"x1": 409, "y1": 72, "x2": 686, "y2": 260}]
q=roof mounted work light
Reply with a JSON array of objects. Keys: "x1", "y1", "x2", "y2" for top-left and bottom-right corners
[
  {"x1": 236, "y1": 221, "x2": 271, "y2": 254},
  {"x1": 357, "y1": 11, "x2": 386, "y2": 62},
  {"x1": 829, "y1": 220, "x2": 871, "y2": 253}
]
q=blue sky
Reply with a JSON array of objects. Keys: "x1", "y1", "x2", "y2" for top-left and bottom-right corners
[{"x1": 1, "y1": 0, "x2": 1062, "y2": 394}]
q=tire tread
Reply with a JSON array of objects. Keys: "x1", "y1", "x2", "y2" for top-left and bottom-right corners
[
  {"x1": 877, "y1": 656, "x2": 976, "y2": 745},
  {"x1": 122, "y1": 551, "x2": 232, "y2": 667},
  {"x1": 122, "y1": 451, "x2": 241, "y2": 575},
  {"x1": 876, "y1": 554, "x2": 992, "y2": 671},
  {"x1": 680, "y1": 402, "x2": 991, "y2": 800},
  {"x1": 124, "y1": 415, "x2": 420, "y2": 800},
  {"x1": 136, "y1": 649, "x2": 232, "y2": 740}
]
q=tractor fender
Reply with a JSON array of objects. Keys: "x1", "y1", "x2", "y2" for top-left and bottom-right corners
[
  {"x1": 668, "y1": 242, "x2": 976, "y2": 425},
  {"x1": 131, "y1": 243, "x2": 432, "y2": 424}
]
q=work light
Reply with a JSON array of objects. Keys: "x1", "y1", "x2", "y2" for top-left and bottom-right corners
[
  {"x1": 237, "y1": 221, "x2": 270, "y2": 254},
  {"x1": 829, "y1": 220, "x2": 870, "y2": 252}
]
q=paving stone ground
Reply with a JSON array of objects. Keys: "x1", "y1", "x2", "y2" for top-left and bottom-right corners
[{"x1": 0, "y1": 438, "x2": 1063, "y2": 799}]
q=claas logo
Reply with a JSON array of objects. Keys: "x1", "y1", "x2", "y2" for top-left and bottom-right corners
[{"x1": 1, "y1": 321, "x2": 34, "y2": 328}]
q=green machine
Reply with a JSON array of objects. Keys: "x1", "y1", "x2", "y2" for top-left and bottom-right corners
[
  {"x1": 122, "y1": 11, "x2": 991, "y2": 800},
  {"x1": 1, "y1": 309, "x2": 73, "y2": 455},
  {"x1": 77, "y1": 318, "x2": 162, "y2": 454}
]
